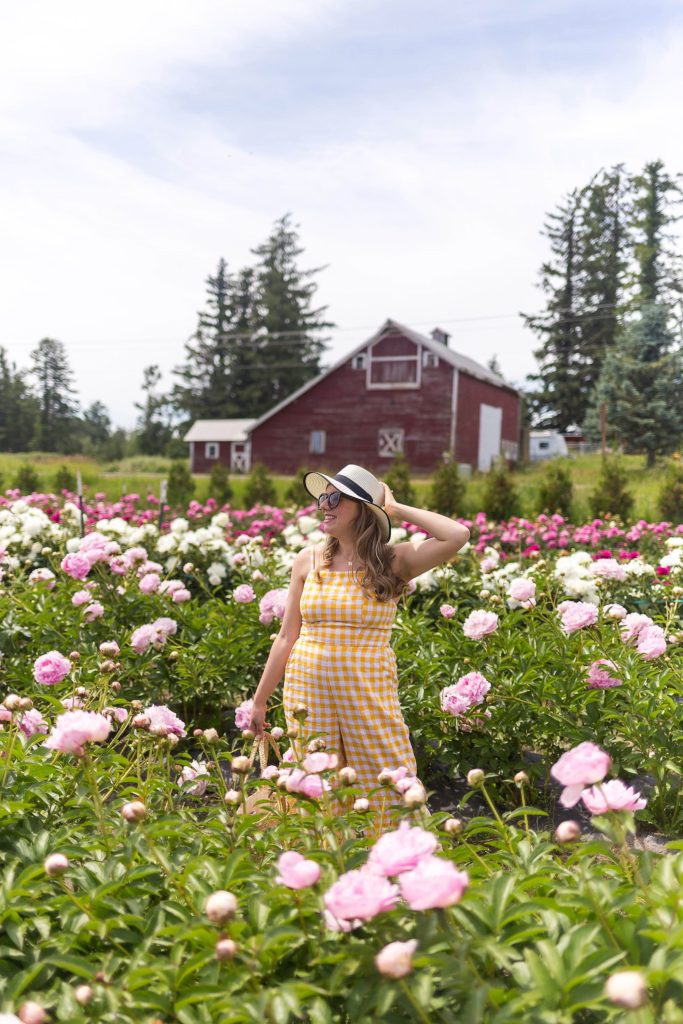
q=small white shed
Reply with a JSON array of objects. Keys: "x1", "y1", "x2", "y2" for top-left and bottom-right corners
[{"x1": 529, "y1": 431, "x2": 569, "y2": 461}]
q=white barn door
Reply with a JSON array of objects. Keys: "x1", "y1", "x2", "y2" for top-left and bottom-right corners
[{"x1": 478, "y1": 405, "x2": 502, "y2": 471}]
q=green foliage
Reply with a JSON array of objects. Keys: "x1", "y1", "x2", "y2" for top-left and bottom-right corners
[
  {"x1": 589, "y1": 456, "x2": 635, "y2": 519},
  {"x1": 284, "y1": 467, "x2": 312, "y2": 506},
  {"x1": 168, "y1": 460, "x2": 196, "y2": 508},
  {"x1": 586, "y1": 304, "x2": 682, "y2": 467},
  {"x1": 383, "y1": 452, "x2": 416, "y2": 507},
  {"x1": 12, "y1": 461, "x2": 40, "y2": 493},
  {"x1": 29, "y1": 337, "x2": 80, "y2": 453},
  {"x1": 209, "y1": 461, "x2": 233, "y2": 505},
  {"x1": 428, "y1": 453, "x2": 466, "y2": 516},
  {"x1": 52, "y1": 464, "x2": 77, "y2": 493},
  {"x1": 481, "y1": 460, "x2": 519, "y2": 520},
  {"x1": 537, "y1": 459, "x2": 574, "y2": 516},
  {"x1": 658, "y1": 458, "x2": 683, "y2": 521},
  {"x1": 243, "y1": 461, "x2": 277, "y2": 506}
]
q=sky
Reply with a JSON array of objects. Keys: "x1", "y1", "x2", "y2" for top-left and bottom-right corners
[{"x1": 2, "y1": 0, "x2": 683, "y2": 428}]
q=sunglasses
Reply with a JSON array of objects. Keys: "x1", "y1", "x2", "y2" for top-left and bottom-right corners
[{"x1": 317, "y1": 490, "x2": 342, "y2": 510}]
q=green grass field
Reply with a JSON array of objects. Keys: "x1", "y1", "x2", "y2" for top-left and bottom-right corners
[{"x1": 0, "y1": 450, "x2": 672, "y2": 520}]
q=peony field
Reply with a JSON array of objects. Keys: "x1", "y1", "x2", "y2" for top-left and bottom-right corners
[{"x1": 2, "y1": 491, "x2": 683, "y2": 1023}]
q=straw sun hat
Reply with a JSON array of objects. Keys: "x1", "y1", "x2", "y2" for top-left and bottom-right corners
[{"x1": 303, "y1": 464, "x2": 392, "y2": 542}]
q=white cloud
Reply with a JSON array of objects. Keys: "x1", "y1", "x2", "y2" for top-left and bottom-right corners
[{"x1": 1, "y1": 1, "x2": 683, "y2": 427}]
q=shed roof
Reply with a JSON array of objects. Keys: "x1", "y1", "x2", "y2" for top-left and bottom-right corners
[
  {"x1": 249, "y1": 318, "x2": 517, "y2": 432},
  {"x1": 183, "y1": 419, "x2": 256, "y2": 442}
]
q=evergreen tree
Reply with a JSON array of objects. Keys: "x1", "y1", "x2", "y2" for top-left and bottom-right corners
[
  {"x1": 632, "y1": 160, "x2": 683, "y2": 318},
  {"x1": 248, "y1": 214, "x2": 332, "y2": 413},
  {"x1": 481, "y1": 461, "x2": 519, "y2": 521},
  {"x1": 81, "y1": 401, "x2": 112, "y2": 453},
  {"x1": 537, "y1": 459, "x2": 574, "y2": 517},
  {"x1": 243, "y1": 462, "x2": 277, "y2": 507},
  {"x1": 589, "y1": 457, "x2": 634, "y2": 519},
  {"x1": 29, "y1": 338, "x2": 79, "y2": 452},
  {"x1": 578, "y1": 166, "x2": 632, "y2": 394},
  {"x1": 586, "y1": 304, "x2": 682, "y2": 467},
  {"x1": 135, "y1": 365, "x2": 176, "y2": 455},
  {"x1": 0, "y1": 347, "x2": 38, "y2": 451},
  {"x1": 524, "y1": 190, "x2": 585, "y2": 429},
  {"x1": 168, "y1": 460, "x2": 195, "y2": 508},
  {"x1": 428, "y1": 453, "x2": 466, "y2": 516}
]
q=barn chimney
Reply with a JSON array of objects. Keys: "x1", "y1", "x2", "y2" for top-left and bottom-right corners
[{"x1": 431, "y1": 327, "x2": 450, "y2": 346}]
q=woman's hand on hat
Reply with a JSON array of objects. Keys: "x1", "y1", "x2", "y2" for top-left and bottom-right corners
[{"x1": 380, "y1": 481, "x2": 398, "y2": 516}]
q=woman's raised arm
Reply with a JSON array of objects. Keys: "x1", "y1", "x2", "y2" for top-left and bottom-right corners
[{"x1": 381, "y1": 481, "x2": 470, "y2": 580}]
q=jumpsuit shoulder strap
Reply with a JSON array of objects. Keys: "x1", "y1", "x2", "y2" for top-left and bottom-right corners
[{"x1": 310, "y1": 546, "x2": 316, "y2": 572}]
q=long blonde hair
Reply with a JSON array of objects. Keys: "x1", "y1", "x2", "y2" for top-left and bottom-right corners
[{"x1": 314, "y1": 502, "x2": 408, "y2": 602}]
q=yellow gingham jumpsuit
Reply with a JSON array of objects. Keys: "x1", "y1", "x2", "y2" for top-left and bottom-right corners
[{"x1": 283, "y1": 546, "x2": 417, "y2": 796}]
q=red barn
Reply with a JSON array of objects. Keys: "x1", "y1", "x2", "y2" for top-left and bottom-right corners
[{"x1": 248, "y1": 319, "x2": 520, "y2": 474}]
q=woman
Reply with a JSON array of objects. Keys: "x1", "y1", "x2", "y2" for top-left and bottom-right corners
[{"x1": 248, "y1": 463, "x2": 470, "y2": 797}]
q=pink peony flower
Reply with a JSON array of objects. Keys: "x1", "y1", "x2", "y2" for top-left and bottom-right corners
[
  {"x1": 18, "y1": 708, "x2": 48, "y2": 738},
  {"x1": 83, "y1": 602, "x2": 104, "y2": 622},
  {"x1": 592, "y1": 558, "x2": 626, "y2": 581},
  {"x1": 620, "y1": 613, "x2": 654, "y2": 643},
  {"x1": 604, "y1": 603, "x2": 627, "y2": 620},
  {"x1": 551, "y1": 741, "x2": 612, "y2": 808},
  {"x1": 144, "y1": 704, "x2": 186, "y2": 737},
  {"x1": 171, "y1": 588, "x2": 191, "y2": 603},
  {"x1": 637, "y1": 625, "x2": 667, "y2": 660},
  {"x1": 509, "y1": 578, "x2": 536, "y2": 602},
  {"x1": 33, "y1": 651, "x2": 72, "y2": 686},
  {"x1": 439, "y1": 603, "x2": 456, "y2": 619},
  {"x1": 275, "y1": 850, "x2": 321, "y2": 889},
  {"x1": 440, "y1": 671, "x2": 491, "y2": 717},
  {"x1": 235, "y1": 699, "x2": 254, "y2": 731},
  {"x1": 233, "y1": 584, "x2": 256, "y2": 604},
  {"x1": 178, "y1": 759, "x2": 209, "y2": 796},
  {"x1": 398, "y1": 856, "x2": 469, "y2": 910},
  {"x1": 586, "y1": 660, "x2": 622, "y2": 690},
  {"x1": 366, "y1": 821, "x2": 438, "y2": 877},
  {"x1": 139, "y1": 573, "x2": 161, "y2": 594},
  {"x1": 28, "y1": 568, "x2": 56, "y2": 589},
  {"x1": 130, "y1": 624, "x2": 155, "y2": 654},
  {"x1": 323, "y1": 869, "x2": 399, "y2": 922},
  {"x1": 559, "y1": 601, "x2": 598, "y2": 634},
  {"x1": 71, "y1": 590, "x2": 91, "y2": 607},
  {"x1": 60, "y1": 553, "x2": 91, "y2": 580},
  {"x1": 302, "y1": 751, "x2": 338, "y2": 773},
  {"x1": 375, "y1": 939, "x2": 418, "y2": 979},
  {"x1": 153, "y1": 617, "x2": 177, "y2": 638},
  {"x1": 43, "y1": 710, "x2": 112, "y2": 756},
  {"x1": 258, "y1": 588, "x2": 289, "y2": 625},
  {"x1": 462, "y1": 610, "x2": 499, "y2": 640},
  {"x1": 581, "y1": 779, "x2": 647, "y2": 814},
  {"x1": 99, "y1": 641, "x2": 120, "y2": 657}
]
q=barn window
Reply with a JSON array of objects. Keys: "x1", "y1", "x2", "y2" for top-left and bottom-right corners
[
  {"x1": 378, "y1": 428, "x2": 404, "y2": 457},
  {"x1": 309, "y1": 430, "x2": 326, "y2": 454},
  {"x1": 352, "y1": 353, "x2": 366, "y2": 370},
  {"x1": 539, "y1": 441, "x2": 549, "y2": 450},
  {"x1": 423, "y1": 350, "x2": 439, "y2": 368},
  {"x1": 367, "y1": 345, "x2": 420, "y2": 389},
  {"x1": 205, "y1": 442, "x2": 219, "y2": 459}
]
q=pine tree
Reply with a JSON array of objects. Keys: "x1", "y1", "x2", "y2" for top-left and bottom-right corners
[
  {"x1": 135, "y1": 365, "x2": 176, "y2": 455},
  {"x1": 524, "y1": 190, "x2": 586, "y2": 429},
  {"x1": 632, "y1": 160, "x2": 683, "y2": 318},
  {"x1": 586, "y1": 304, "x2": 682, "y2": 467},
  {"x1": 589, "y1": 457, "x2": 634, "y2": 519},
  {"x1": 81, "y1": 401, "x2": 112, "y2": 454},
  {"x1": 428, "y1": 453, "x2": 466, "y2": 516},
  {"x1": 383, "y1": 452, "x2": 416, "y2": 507},
  {"x1": 0, "y1": 347, "x2": 38, "y2": 451},
  {"x1": 29, "y1": 338, "x2": 79, "y2": 452},
  {"x1": 248, "y1": 214, "x2": 332, "y2": 413},
  {"x1": 537, "y1": 460, "x2": 574, "y2": 517}
]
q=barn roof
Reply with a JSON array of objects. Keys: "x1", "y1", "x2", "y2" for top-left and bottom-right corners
[
  {"x1": 249, "y1": 318, "x2": 517, "y2": 432},
  {"x1": 183, "y1": 419, "x2": 256, "y2": 442}
]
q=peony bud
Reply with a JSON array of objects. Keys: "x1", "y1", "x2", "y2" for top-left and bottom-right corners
[
  {"x1": 74, "y1": 985, "x2": 93, "y2": 1006},
  {"x1": 555, "y1": 820, "x2": 581, "y2": 844},
  {"x1": 99, "y1": 660, "x2": 117, "y2": 674},
  {"x1": 307, "y1": 737, "x2": 326, "y2": 752},
  {"x1": 183, "y1": 563, "x2": 194, "y2": 574},
  {"x1": 110, "y1": 681, "x2": 121, "y2": 692},
  {"x1": 69, "y1": 651, "x2": 81, "y2": 661},
  {"x1": 338, "y1": 766, "x2": 358, "y2": 785},
  {"x1": 292, "y1": 703, "x2": 309, "y2": 721},
  {"x1": 203, "y1": 728, "x2": 219, "y2": 743},
  {"x1": 44, "y1": 853, "x2": 69, "y2": 877},
  {"x1": 377, "y1": 769, "x2": 394, "y2": 786},
  {"x1": 205, "y1": 890, "x2": 238, "y2": 924},
  {"x1": 121, "y1": 801, "x2": 147, "y2": 823},
  {"x1": 375, "y1": 939, "x2": 418, "y2": 979},
  {"x1": 443, "y1": 817, "x2": 463, "y2": 835},
  {"x1": 215, "y1": 937, "x2": 237, "y2": 961},
  {"x1": 3, "y1": 694, "x2": 21, "y2": 711},
  {"x1": 17, "y1": 697, "x2": 34, "y2": 711},
  {"x1": 130, "y1": 700, "x2": 143, "y2": 711},
  {"x1": 193, "y1": 728, "x2": 204, "y2": 738},
  {"x1": 467, "y1": 769, "x2": 485, "y2": 787},
  {"x1": 403, "y1": 783, "x2": 428, "y2": 807},
  {"x1": 166, "y1": 733, "x2": 179, "y2": 748},
  {"x1": 132, "y1": 714, "x2": 150, "y2": 730},
  {"x1": 270, "y1": 726, "x2": 284, "y2": 740},
  {"x1": 286, "y1": 724, "x2": 299, "y2": 739},
  {"x1": 241, "y1": 728, "x2": 255, "y2": 740},
  {"x1": 19, "y1": 1001, "x2": 48, "y2": 1024},
  {"x1": 224, "y1": 789, "x2": 241, "y2": 805},
  {"x1": 605, "y1": 970, "x2": 648, "y2": 1009},
  {"x1": 353, "y1": 798, "x2": 370, "y2": 812},
  {"x1": 99, "y1": 641, "x2": 120, "y2": 657},
  {"x1": 231, "y1": 756, "x2": 251, "y2": 775},
  {"x1": 513, "y1": 771, "x2": 529, "y2": 786}
]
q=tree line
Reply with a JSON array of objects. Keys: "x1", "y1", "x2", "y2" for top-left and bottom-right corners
[
  {"x1": 0, "y1": 215, "x2": 331, "y2": 457},
  {"x1": 524, "y1": 159, "x2": 683, "y2": 465}
]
